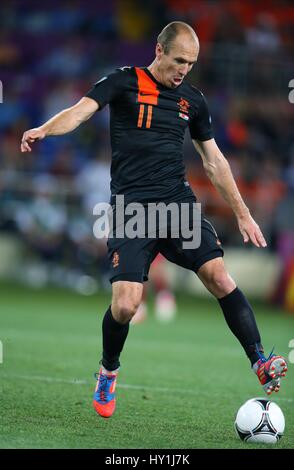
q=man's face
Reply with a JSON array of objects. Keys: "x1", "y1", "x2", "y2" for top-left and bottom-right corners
[{"x1": 156, "y1": 36, "x2": 199, "y2": 88}]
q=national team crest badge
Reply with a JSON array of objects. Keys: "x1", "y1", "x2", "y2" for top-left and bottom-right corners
[
  {"x1": 177, "y1": 98, "x2": 190, "y2": 121},
  {"x1": 112, "y1": 251, "x2": 120, "y2": 268},
  {"x1": 177, "y1": 98, "x2": 190, "y2": 114}
]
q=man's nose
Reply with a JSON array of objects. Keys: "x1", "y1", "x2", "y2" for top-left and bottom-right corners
[{"x1": 179, "y1": 64, "x2": 189, "y2": 76}]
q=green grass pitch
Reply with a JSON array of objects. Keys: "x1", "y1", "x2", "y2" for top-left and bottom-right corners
[{"x1": 0, "y1": 281, "x2": 293, "y2": 449}]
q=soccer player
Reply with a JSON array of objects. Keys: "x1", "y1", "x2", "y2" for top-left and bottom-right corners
[{"x1": 21, "y1": 22, "x2": 288, "y2": 419}]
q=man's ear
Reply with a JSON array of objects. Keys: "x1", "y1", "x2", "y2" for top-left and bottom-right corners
[{"x1": 155, "y1": 43, "x2": 164, "y2": 61}]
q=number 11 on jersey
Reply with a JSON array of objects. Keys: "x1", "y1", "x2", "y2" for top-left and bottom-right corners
[{"x1": 137, "y1": 104, "x2": 153, "y2": 128}]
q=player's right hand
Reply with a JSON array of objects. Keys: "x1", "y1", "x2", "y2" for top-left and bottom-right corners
[{"x1": 20, "y1": 127, "x2": 46, "y2": 152}]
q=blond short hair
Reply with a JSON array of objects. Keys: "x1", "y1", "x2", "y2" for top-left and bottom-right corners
[{"x1": 157, "y1": 22, "x2": 198, "y2": 54}]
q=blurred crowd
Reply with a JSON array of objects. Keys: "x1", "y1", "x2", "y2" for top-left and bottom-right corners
[{"x1": 0, "y1": 0, "x2": 293, "y2": 298}]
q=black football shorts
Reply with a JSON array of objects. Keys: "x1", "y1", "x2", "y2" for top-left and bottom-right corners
[{"x1": 107, "y1": 199, "x2": 224, "y2": 284}]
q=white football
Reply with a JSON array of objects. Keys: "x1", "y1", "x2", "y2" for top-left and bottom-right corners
[{"x1": 234, "y1": 398, "x2": 285, "y2": 444}]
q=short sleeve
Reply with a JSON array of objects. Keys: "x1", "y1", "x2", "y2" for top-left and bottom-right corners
[
  {"x1": 189, "y1": 92, "x2": 214, "y2": 141},
  {"x1": 85, "y1": 70, "x2": 124, "y2": 110}
]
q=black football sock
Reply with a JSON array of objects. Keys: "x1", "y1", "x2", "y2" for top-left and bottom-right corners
[
  {"x1": 101, "y1": 306, "x2": 130, "y2": 371},
  {"x1": 218, "y1": 287, "x2": 264, "y2": 366}
]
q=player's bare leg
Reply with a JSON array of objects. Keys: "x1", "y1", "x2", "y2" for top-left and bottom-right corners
[
  {"x1": 197, "y1": 257, "x2": 236, "y2": 298},
  {"x1": 197, "y1": 257, "x2": 288, "y2": 394},
  {"x1": 93, "y1": 281, "x2": 143, "y2": 417}
]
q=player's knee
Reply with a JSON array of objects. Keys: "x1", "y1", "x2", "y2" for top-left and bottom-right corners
[
  {"x1": 209, "y1": 270, "x2": 235, "y2": 297},
  {"x1": 112, "y1": 298, "x2": 141, "y2": 323},
  {"x1": 111, "y1": 281, "x2": 143, "y2": 323}
]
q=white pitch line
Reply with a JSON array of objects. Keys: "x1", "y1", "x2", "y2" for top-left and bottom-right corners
[
  {"x1": 1, "y1": 372, "x2": 200, "y2": 396},
  {"x1": 1, "y1": 372, "x2": 293, "y2": 402},
  {"x1": 2, "y1": 373, "x2": 87, "y2": 385}
]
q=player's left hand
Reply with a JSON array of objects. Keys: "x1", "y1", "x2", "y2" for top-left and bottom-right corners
[{"x1": 237, "y1": 213, "x2": 267, "y2": 248}]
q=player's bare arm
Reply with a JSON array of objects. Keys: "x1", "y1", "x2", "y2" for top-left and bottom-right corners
[
  {"x1": 193, "y1": 138, "x2": 267, "y2": 248},
  {"x1": 20, "y1": 97, "x2": 99, "y2": 153}
]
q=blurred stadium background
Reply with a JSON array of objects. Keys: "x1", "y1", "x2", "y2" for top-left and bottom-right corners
[{"x1": 0, "y1": 0, "x2": 293, "y2": 307}]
